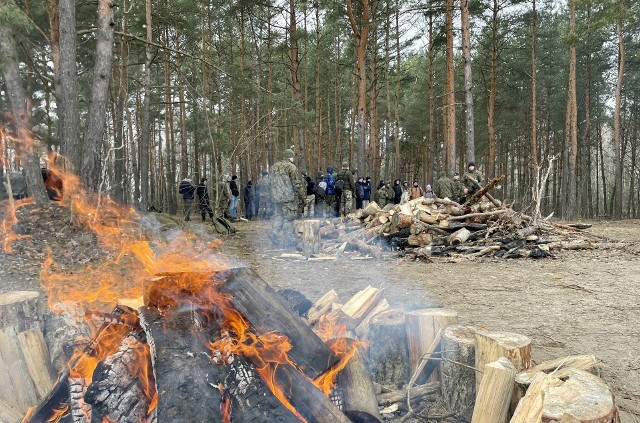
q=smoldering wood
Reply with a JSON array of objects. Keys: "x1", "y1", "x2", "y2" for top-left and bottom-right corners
[
  {"x1": 217, "y1": 267, "x2": 339, "y2": 379},
  {"x1": 365, "y1": 309, "x2": 411, "y2": 385},
  {"x1": 339, "y1": 339, "x2": 383, "y2": 423}
]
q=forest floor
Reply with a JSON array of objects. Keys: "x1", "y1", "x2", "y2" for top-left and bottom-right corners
[{"x1": 1, "y1": 203, "x2": 639, "y2": 421}]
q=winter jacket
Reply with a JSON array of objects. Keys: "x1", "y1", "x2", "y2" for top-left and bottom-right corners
[
  {"x1": 409, "y1": 186, "x2": 424, "y2": 200},
  {"x1": 393, "y1": 185, "x2": 402, "y2": 205},
  {"x1": 196, "y1": 183, "x2": 210, "y2": 204},
  {"x1": 229, "y1": 180, "x2": 240, "y2": 197},
  {"x1": 355, "y1": 182, "x2": 365, "y2": 199},
  {"x1": 179, "y1": 179, "x2": 195, "y2": 200},
  {"x1": 336, "y1": 168, "x2": 355, "y2": 192},
  {"x1": 363, "y1": 182, "x2": 371, "y2": 201}
]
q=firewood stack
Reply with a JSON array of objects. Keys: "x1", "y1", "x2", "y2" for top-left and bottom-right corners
[
  {"x1": 314, "y1": 194, "x2": 599, "y2": 260},
  {"x1": 306, "y1": 287, "x2": 620, "y2": 422}
]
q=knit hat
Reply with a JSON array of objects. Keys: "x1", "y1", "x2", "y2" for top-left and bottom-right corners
[
  {"x1": 468, "y1": 162, "x2": 475, "y2": 168},
  {"x1": 326, "y1": 165, "x2": 334, "y2": 173},
  {"x1": 283, "y1": 149, "x2": 295, "y2": 159},
  {"x1": 342, "y1": 160, "x2": 349, "y2": 168}
]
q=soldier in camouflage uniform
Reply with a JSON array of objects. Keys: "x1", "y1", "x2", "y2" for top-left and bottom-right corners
[
  {"x1": 269, "y1": 149, "x2": 306, "y2": 247},
  {"x1": 323, "y1": 165, "x2": 338, "y2": 217},
  {"x1": 336, "y1": 161, "x2": 355, "y2": 216},
  {"x1": 213, "y1": 175, "x2": 231, "y2": 217},
  {"x1": 255, "y1": 171, "x2": 272, "y2": 219},
  {"x1": 436, "y1": 173, "x2": 467, "y2": 202},
  {"x1": 462, "y1": 162, "x2": 483, "y2": 196}
]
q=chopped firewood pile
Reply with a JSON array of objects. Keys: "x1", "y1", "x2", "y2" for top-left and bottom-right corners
[
  {"x1": 305, "y1": 286, "x2": 619, "y2": 422},
  {"x1": 310, "y1": 191, "x2": 600, "y2": 261}
]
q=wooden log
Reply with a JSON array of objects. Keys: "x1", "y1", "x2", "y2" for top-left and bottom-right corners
[
  {"x1": 347, "y1": 239, "x2": 383, "y2": 259},
  {"x1": 515, "y1": 355, "x2": 599, "y2": 386},
  {"x1": 391, "y1": 212, "x2": 414, "y2": 229},
  {"x1": 405, "y1": 309, "x2": 459, "y2": 381},
  {"x1": 509, "y1": 372, "x2": 562, "y2": 423},
  {"x1": 542, "y1": 369, "x2": 618, "y2": 423},
  {"x1": 354, "y1": 299, "x2": 390, "y2": 338},
  {"x1": 471, "y1": 357, "x2": 517, "y2": 423},
  {"x1": 475, "y1": 330, "x2": 532, "y2": 393},
  {"x1": 302, "y1": 219, "x2": 321, "y2": 256},
  {"x1": 306, "y1": 290, "x2": 339, "y2": 325},
  {"x1": 441, "y1": 325, "x2": 477, "y2": 421},
  {"x1": 366, "y1": 310, "x2": 411, "y2": 385},
  {"x1": 448, "y1": 210, "x2": 508, "y2": 221},
  {"x1": 415, "y1": 209, "x2": 438, "y2": 225},
  {"x1": 377, "y1": 382, "x2": 439, "y2": 406},
  {"x1": 319, "y1": 224, "x2": 338, "y2": 238},
  {"x1": 340, "y1": 340, "x2": 383, "y2": 423},
  {"x1": 217, "y1": 268, "x2": 340, "y2": 379},
  {"x1": 340, "y1": 286, "x2": 383, "y2": 326},
  {"x1": 362, "y1": 202, "x2": 381, "y2": 218},
  {"x1": 0, "y1": 291, "x2": 43, "y2": 333},
  {"x1": 17, "y1": 328, "x2": 56, "y2": 399},
  {"x1": 447, "y1": 228, "x2": 471, "y2": 246},
  {"x1": 0, "y1": 326, "x2": 38, "y2": 414},
  {"x1": 408, "y1": 233, "x2": 432, "y2": 247},
  {"x1": 0, "y1": 396, "x2": 22, "y2": 423},
  {"x1": 464, "y1": 176, "x2": 504, "y2": 208}
]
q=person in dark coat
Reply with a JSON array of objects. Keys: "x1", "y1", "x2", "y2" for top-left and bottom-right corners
[
  {"x1": 362, "y1": 177, "x2": 372, "y2": 208},
  {"x1": 196, "y1": 177, "x2": 215, "y2": 223},
  {"x1": 178, "y1": 176, "x2": 196, "y2": 221},
  {"x1": 355, "y1": 177, "x2": 365, "y2": 210},
  {"x1": 393, "y1": 179, "x2": 402, "y2": 205},
  {"x1": 229, "y1": 175, "x2": 240, "y2": 220},
  {"x1": 243, "y1": 181, "x2": 255, "y2": 220}
]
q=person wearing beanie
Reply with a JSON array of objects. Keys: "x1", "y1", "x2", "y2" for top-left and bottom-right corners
[
  {"x1": 463, "y1": 161, "x2": 483, "y2": 197},
  {"x1": 178, "y1": 175, "x2": 196, "y2": 221},
  {"x1": 424, "y1": 183, "x2": 434, "y2": 199},
  {"x1": 196, "y1": 177, "x2": 215, "y2": 223},
  {"x1": 336, "y1": 160, "x2": 355, "y2": 216},
  {"x1": 410, "y1": 180, "x2": 424, "y2": 200},
  {"x1": 321, "y1": 165, "x2": 338, "y2": 217},
  {"x1": 269, "y1": 149, "x2": 306, "y2": 248}
]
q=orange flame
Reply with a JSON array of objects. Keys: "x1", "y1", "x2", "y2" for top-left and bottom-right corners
[
  {"x1": 1, "y1": 197, "x2": 33, "y2": 253},
  {"x1": 45, "y1": 404, "x2": 69, "y2": 423}
]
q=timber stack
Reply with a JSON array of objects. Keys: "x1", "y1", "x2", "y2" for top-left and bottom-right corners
[{"x1": 314, "y1": 189, "x2": 600, "y2": 261}]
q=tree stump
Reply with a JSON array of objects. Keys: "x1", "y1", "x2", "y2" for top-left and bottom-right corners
[
  {"x1": 475, "y1": 330, "x2": 531, "y2": 392},
  {"x1": 542, "y1": 369, "x2": 618, "y2": 423},
  {"x1": 441, "y1": 325, "x2": 477, "y2": 422},
  {"x1": 302, "y1": 219, "x2": 321, "y2": 256},
  {"x1": 405, "y1": 308, "x2": 458, "y2": 383},
  {"x1": 471, "y1": 357, "x2": 516, "y2": 423},
  {"x1": 366, "y1": 309, "x2": 410, "y2": 385}
]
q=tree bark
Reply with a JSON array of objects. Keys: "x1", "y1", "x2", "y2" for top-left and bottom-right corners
[
  {"x1": 563, "y1": 0, "x2": 578, "y2": 219},
  {"x1": 113, "y1": 0, "x2": 129, "y2": 203},
  {"x1": 530, "y1": 0, "x2": 538, "y2": 174},
  {"x1": 461, "y1": 0, "x2": 475, "y2": 165},
  {"x1": 0, "y1": 6, "x2": 48, "y2": 204},
  {"x1": 289, "y1": 0, "x2": 306, "y2": 169},
  {"x1": 140, "y1": 0, "x2": 153, "y2": 210},
  {"x1": 82, "y1": 0, "x2": 116, "y2": 191},
  {"x1": 487, "y1": 0, "x2": 498, "y2": 180},
  {"x1": 612, "y1": 20, "x2": 624, "y2": 218},
  {"x1": 58, "y1": 0, "x2": 82, "y2": 173},
  {"x1": 445, "y1": 0, "x2": 456, "y2": 176}
]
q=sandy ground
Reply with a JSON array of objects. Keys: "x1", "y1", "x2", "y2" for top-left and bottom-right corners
[
  {"x1": 223, "y1": 219, "x2": 640, "y2": 422},
  {"x1": 1, "y1": 206, "x2": 638, "y2": 421}
]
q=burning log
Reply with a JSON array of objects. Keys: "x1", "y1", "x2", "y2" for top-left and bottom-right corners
[
  {"x1": 216, "y1": 268, "x2": 340, "y2": 379},
  {"x1": 441, "y1": 325, "x2": 477, "y2": 421},
  {"x1": 471, "y1": 357, "x2": 516, "y2": 423},
  {"x1": 365, "y1": 310, "x2": 410, "y2": 385},
  {"x1": 338, "y1": 339, "x2": 383, "y2": 423},
  {"x1": 405, "y1": 309, "x2": 458, "y2": 383}
]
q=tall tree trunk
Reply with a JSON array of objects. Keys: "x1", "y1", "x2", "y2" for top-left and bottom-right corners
[
  {"x1": 47, "y1": 0, "x2": 61, "y2": 129},
  {"x1": 0, "y1": 2, "x2": 48, "y2": 204},
  {"x1": 163, "y1": 28, "x2": 177, "y2": 214},
  {"x1": 140, "y1": 0, "x2": 153, "y2": 210},
  {"x1": 346, "y1": 0, "x2": 370, "y2": 173},
  {"x1": 581, "y1": 3, "x2": 592, "y2": 217},
  {"x1": 563, "y1": 0, "x2": 578, "y2": 219},
  {"x1": 394, "y1": 0, "x2": 401, "y2": 176},
  {"x1": 82, "y1": 0, "x2": 116, "y2": 191},
  {"x1": 58, "y1": 0, "x2": 81, "y2": 172},
  {"x1": 369, "y1": 2, "x2": 379, "y2": 181},
  {"x1": 487, "y1": 0, "x2": 498, "y2": 180},
  {"x1": 384, "y1": 0, "x2": 391, "y2": 179},
  {"x1": 612, "y1": 20, "x2": 624, "y2": 218},
  {"x1": 289, "y1": 0, "x2": 306, "y2": 168},
  {"x1": 530, "y1": 0, "x2": 538, "y2": 175},
  {"x1": 113, "y1": 0, "x2": 129, "y2": 203},
  {"x1": 315, "y1": 3, "x2": 322, "y2": 174},
  {"x1": 428, "y1": 12, "x2": 436, "y2": 179},
  {"x1": 177, "y1": 56, "x2": 188, "y2": 179},
  {"x1": 460, "y1": 0, "x2": 475, "y2": 165},
  {"x1": 445, "y1": 0, "x2": 456, "y2": 176}
]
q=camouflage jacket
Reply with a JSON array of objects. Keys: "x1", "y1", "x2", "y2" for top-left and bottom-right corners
[
  {"x1": 255, "y1": 176, "x2": 271, "y2": 200},
  {"x1": 463, "y1": 169, "x2": 483, "y2": 189},
  {"x1": 336, "y1": 169, "x2": 355, "y2": 192},
  {"x1": 270, "y1": 160, "x2": 305, "y2": 204},
  {"x1": 436, "y1": 177, "x2": 464, "y2": 200}
]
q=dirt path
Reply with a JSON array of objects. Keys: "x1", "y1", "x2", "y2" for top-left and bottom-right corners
[{"x1": 224, "y1": 219, "x2": 640, "y2": 422}]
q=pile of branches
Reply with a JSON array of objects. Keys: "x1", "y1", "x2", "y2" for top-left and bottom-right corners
[{"x1": 318, "y1": 178, "x2": 598, "y2": 261}]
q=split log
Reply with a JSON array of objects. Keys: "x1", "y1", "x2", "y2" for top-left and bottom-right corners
[
  {"x1": 0, "y1": 326, "x2": 38, "y2": 413},
  {"x1": 339, "y1": 340, "x2": 383, "y2": 423},
  {"x1": 475, "y1": 330, "x2": 532, "y2": 392},
  {"x1": 306, "y1": 290, "x2": 339, "y2": 325},
  {"x1": 302, "y1": 220, "x2": 321, "y2": 256},
  {"x1": 546, "y1": 240, "x2": 597, "y2": 250},
  {"x1": 447, "y1": 228, "x2": 471, "y2": 246},
  {"x1": 378, "y1": 215, "x2": 389, "y2": 224},
  {"x1": 416, "y1": 209, "x2": 438, "y2": 225},
  {"x1": 515, "y1": 355, "x2": 599, "y2": 386},
  {"x1": 405, "y1": 309, "x2": 459, "y2": 382},
  {"x1": 0, "y1": 397, "x2": 21, "y2": 423},
  {"x1": 543, "y1": 369, "x2": 618, "y2": 423},
  {"x1": 391, "y1": 212, "x2": 414, "y2": 229},
  {"x1": 216, "y1": 268, "x2": 340, "y2": 378},
  {"x1": 17, "y1": 328, "x2": 56, "y2": 399},
  {"x1": 340, "y1": 286, "x2": 383, "y2": 326},
  {"x1": 366, "y1": 310, "x2": 411, "y2": 385},
  {"x1": 362, "y1": 202, "x2": 381, "y2": 218},
  {"x1": 471, "y1": 357, "x2": 517, "y2": 423},
  {"x1": 430, "y1": 198, "x2": 462, "y2": 207},
  {"x1": 509, "y1": 372, "x2": 562, "y2": 423},
  {"x1": 377, "y1": 382, "x2": 439, "y2": 406},
  {"x1": 516, "y1": 225, "x2": 539, "y2": 239},
  {"x1": 0, "y1": 291, "x2": 43, "y2": 332},
  {"x1": 354, "y1": 299, "x2": 390, "y2": 338},
  {"x1": 347, "y1": 239, "x2": 383, "y2": 259},
  {"x1": 408, "y1": 233, "x2": 432, "y2": 247},
  {"x1": 441, "y1": 325, "x2": 477, "y2": 421},
  {"x1": 448, "y1": 210, "x2": 508, "y2": 222}
]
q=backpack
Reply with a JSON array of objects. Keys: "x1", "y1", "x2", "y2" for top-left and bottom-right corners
[
  {"x1": 317, "y1": 180, "x2": 327, "y2": 196},
  {"x1": 335, "y1": 178, "x2": 345, "y2": 194},
  {"x1": 324, "y1": 174, "x2": 336, "y2": 195}
]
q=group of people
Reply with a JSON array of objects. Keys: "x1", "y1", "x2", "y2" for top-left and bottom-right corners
[{"x1": 178, "y1": 152, "x2": 484, "y2": 248}]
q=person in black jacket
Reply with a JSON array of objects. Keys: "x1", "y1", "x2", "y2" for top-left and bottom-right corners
[
  {"x1": 178, "y1": 176, "x2": 196, "y2": 221},
  {"x1": 229, "y1": 175, "x2": 240, "y2": 220},
  {"x1": 362, "y1": 177, "x2": 372, "y2": 208},
  {"x1": 355, "y1": 177, "x2": 365, "y2": 210},
  {"x1": 196, "y1": 178, "x2": 214, "y2": 223},
  {"x1": 244, "y1": 181, "x2": 255, "y2": 220},
  {"x1": 393, "y1": 179, "x2": 402, "y2": 205}
]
